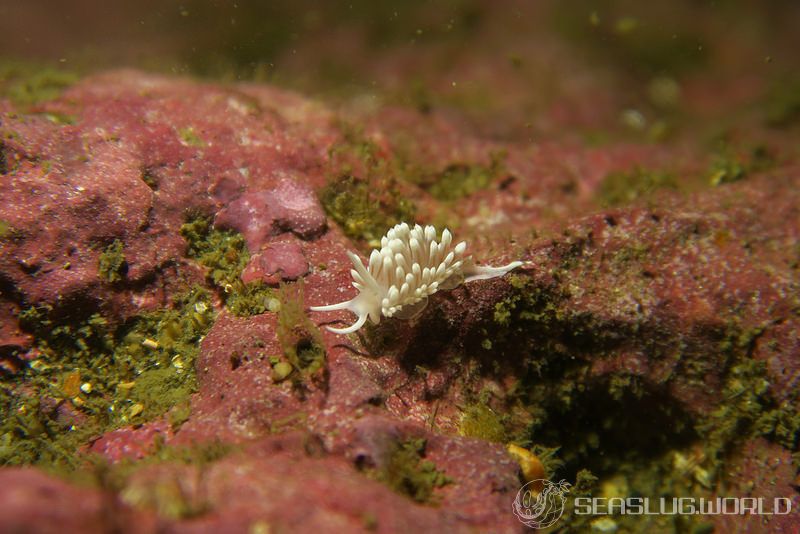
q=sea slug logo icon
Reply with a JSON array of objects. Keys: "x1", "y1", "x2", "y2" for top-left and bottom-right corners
[{"x1": 512, "y1": 479, "x2": 571, "y2": 529}]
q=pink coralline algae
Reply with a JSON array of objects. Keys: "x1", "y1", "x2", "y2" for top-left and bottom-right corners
[
  {"x1": 214, "y1": 177, "x2": 327, "y2": 252},
  {"x1": 241, "y1": 238, "x2": 309, "y2": 285},
  {"x1": 2, "y1": 7, "x2": 800, "y2": 527}
]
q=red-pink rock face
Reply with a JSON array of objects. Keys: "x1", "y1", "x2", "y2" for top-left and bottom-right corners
[
  {"x1": 712, "y1": 439, "x2": 800, "y2": 533},
  {"x1": 0, "y1": 467, "x2": 157, "y2": 534},
  {"x1": 240, "y1": 237, "x2": 310, "y2": 285},
  {"x1": 214, "y1": 177, "x2": 327, "y2": 252},
  {"x1": 1, "y1": 57, "x2": 799, "y2": 533},
  {"x1": 0, "y1": 70, "x2": 336, "y2": 325}
]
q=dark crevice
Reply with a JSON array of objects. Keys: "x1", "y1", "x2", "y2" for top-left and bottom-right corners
[
  {"x1": 0, "y1": 141, "x2": 8, "y2": 174},
  {"x1": 536, "y1": 382, "x2": 697, "y2": 481}
]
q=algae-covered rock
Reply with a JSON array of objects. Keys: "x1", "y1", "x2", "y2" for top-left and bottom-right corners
[{"x1": 2, "y1": 2, "x2": 800, "y2": 531}]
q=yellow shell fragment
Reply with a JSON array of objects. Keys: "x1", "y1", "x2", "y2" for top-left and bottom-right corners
[{"x1": 507, "y1": 444, "x2": 546, "y2": 483}]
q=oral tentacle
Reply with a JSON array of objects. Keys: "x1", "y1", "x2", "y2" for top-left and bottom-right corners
[
  {"x1": 325, "y1": 312, "x2": 368, "y2": 334},
  {"x1": 309, "y1": 298, "x2": 356, "y2": 312}
]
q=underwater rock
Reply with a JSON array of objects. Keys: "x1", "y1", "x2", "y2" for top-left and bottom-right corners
[
  {"x1": 213, "y1": 190, "x2": 278, "y2": 252},
  {"x1": 88, "y1": 421, "x2": 174, "y2": 462},
  {"x1": 0, "y1": 306, "x2": 32, "y2": 374},
  {"x1": 0, "y1": 468, "x2": 153, "y2": 533},
  {"x1": 268, "y1": 177, "x2": 328, "y2": 239},
  {"x1": 214, "y1": 178, "x2": 326, "y2": 252},
  {"x1": 712, "y1": 439, "x2": 800, "y2": 532},
  {"x1": 113, "y1": 431, "x2": 521, "y2": 533},
  {"x1": 0, "y1": 49, "x2": 799, "y2": 533},
  {"x1": 240, "y1": 237, "x2": 310, "y2": 285},
  {"x1": 0, "y1": 70, "x2": 332, "y2": 326}
]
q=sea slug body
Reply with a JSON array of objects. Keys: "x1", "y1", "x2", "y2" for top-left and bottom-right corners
[{"x1": 311, "y1": 222, "x2": 523, "y2": 334}]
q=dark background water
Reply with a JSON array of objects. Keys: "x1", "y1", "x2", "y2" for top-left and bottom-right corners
[{"x1": 2, "y1": 0, "x2": 799, "y2": 141}]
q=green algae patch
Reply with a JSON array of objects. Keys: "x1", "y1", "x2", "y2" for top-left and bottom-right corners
[
  {"x1": 1, "y1": 288, "x2": 214, "y2": 471},
  {"x1": 320, "y1": 174, "x2": 414, "y2": 244},
  {"x1": 0, "y1": 59, "x2": 79, "y2": 107},
  {"x1": 177, "y1": 127, "x2": 206, "y2": 148},
  {"x1": 0, "y1": 386, "x2": 99, "y2": 472},
  {"x1": 224, "y1": 280, "x2": 275, "y2": 316},
  {"x1": 694, "y1": 322, "x2": 800, "y2": 470},
  {"x1": 181, "y1": 216, "x2": 249, "y2": 288},
  {"x1": 0, "y1": 219, "x2": 17, "y2": 240},
  {"x1": 180, "y1": 215, "x2": 274, "y2": 316},
  {"x1": 458, "y1": 401, "x2": 508, "y2": 443},
  {"x1": 597, "y1": 166, "x2": 677, "y2": 207},
  {"x1": 707, "y1": 144, "x2": 775, "y2": 186},
  {"x1": 425, "y1": 150, "x2": 507, "y2": 201},
  {"x1": 487, "y1": 272, "x2": 796, "y2": 532},
  {"x1": 480, "y1": 273, "x2": 698, "y2": 494},
  {"x1": 491, "y1": 274, "x2": 568, "y2": 336},
  {"x1": 98, "y1": 239, "x2": 127, "y2": 283},
  {"x1": 371, "y1": 438, "x2": 451, "y2": 504},
  {"x1": 128, "y1": 368, "x2": 194, "y2": 424},
  {"x1": 695, "y1": 357, "x2": 770, "y2": 469},
  {"x1": 275, "y1": 280, "x2": 326, "y2": 379},
  {"x1": 320, "y1": 125, "x2": 416, "y2": 245}
]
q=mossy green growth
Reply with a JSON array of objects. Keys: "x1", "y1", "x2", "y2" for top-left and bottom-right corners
[
  {"x1": 493, "y1": 274, "x2": 565, "y2": 330},
  {"x1": 707, "y1": 144, "x2": 774, "y2": 186},
  {"x1": 558, "y1": 469, "x2": 599, "y2": 531},
  {"x1": 0, "y1": 385, "x2": 97, "y2": 472},
  {"x1": 181, "y1": 216, "x2": 249, "y2": 288},
  {"x1": 98, "y1": 239, "x2": 127, "y2": 283},
  {"x1": 177, "y1": 127, "x2": 206, "y2": 148},
  {"x1": 694, "y1": 321, "x2": 800, "y2": 476},
  {"x1": 372, "y1": 438, "x2": 451, "y2": 503},
  {"x1": 597, "y1": 166, "x2": 677, "y2": 207},
  {"x1": 695, "y1": 357, "x2": 769, "y2": 469},
  {"x1": 458, "y1": 402, "x2": 508, "y2": 443},
  {"x1": 224, "y1": 280, "x2": 274, "y2": 317},
  {"x1": 320, "y1": 125, "x2": 416, "y2": 245},
  {"x1": 1, "y1": 288, "x2": 214, "y2": 470},
  {"x1": 0, "y1": 219, "x2": 17, "y2": 240},
  {"x1": 276, "y1": 280, "x2": 326, "y2": 377},
  {"x1": 180, "y1": 215, "x2": 273, "y2": 316},
  {"x1": 425, "y1": 150, "x2": 507, "y2": 201},
  {"x1": 0, "y1": 60, "x2": 78, "y2": 107}
]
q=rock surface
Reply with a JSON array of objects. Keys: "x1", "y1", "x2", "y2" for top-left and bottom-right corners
[{"x1": 2, "y1": 4, "x2": 800, "y2": 531}]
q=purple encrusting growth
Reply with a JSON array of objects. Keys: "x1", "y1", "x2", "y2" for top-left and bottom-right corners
[
  {"x1": 241, "y1": 238, "x2": 309, "y2": 285},
  {"x1": 214, "y1": 177, "x2": 327, "y2": 252}
]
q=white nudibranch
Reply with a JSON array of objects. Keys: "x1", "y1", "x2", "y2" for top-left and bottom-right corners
[{"x1": 310, "y1": 222, "x2": 523, "y2": 334}]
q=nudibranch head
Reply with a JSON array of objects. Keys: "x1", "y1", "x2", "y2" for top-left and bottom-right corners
[{"x1": 310, "y1": 222, "x2": 523, "y2": 334}]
